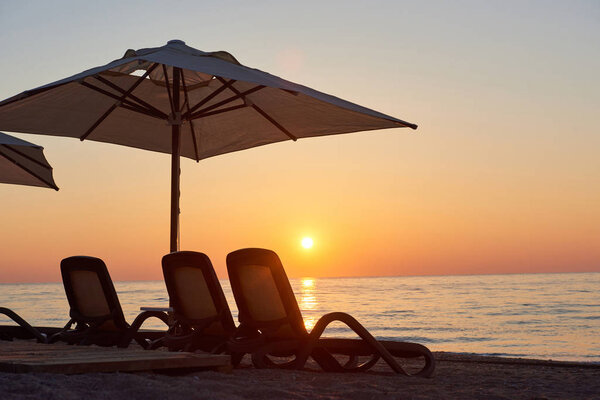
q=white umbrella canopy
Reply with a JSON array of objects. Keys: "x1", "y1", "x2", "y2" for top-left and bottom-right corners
[
  {"x1": 0, "y1": 39, "x2": 416, "y2": 251},
  {"x1": 0, "y1": 131, "x2": 58, "y2": 190}
]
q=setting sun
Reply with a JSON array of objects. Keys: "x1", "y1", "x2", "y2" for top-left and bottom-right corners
[{"x1": 301, "y1": 237, "x2": 314, "y2": 249}]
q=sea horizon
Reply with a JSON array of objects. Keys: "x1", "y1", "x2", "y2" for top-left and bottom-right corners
[{"x1": 2, "y1": 269, "x2": 598, "y2": 285}]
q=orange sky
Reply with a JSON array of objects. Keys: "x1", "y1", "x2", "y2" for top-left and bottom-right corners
[{"x1": 0, "y1": 1, "x2": 598, "y2": 282}]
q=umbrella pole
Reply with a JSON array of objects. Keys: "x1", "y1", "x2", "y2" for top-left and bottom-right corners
[
  {"x1": 170, "y1": 126, "x2": 180, "y2": 253},
  {"x1": 170, "y1": 68, "x2": 181, "y2": 253}
]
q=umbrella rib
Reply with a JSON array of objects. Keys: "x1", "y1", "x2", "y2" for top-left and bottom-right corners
[
  {"x1": 118, "y1": 103, "x2": 162, "y2": 119},
  {"x1": 0, "y1": 147, "x2": 58, "y2": 190},
  {"x1": 179, "y1": 97, "x2": 188, "y2": 114},
  {"x1": 190, "y1": 104, "x2": 248, "y2": 120},
  {"x1": 80, "y1": 103, "x2": 121, "y2": 141},
  {"x1": 218, "y1": 78, "x2": 297, "y2": 141},
  {"x1": 93, "y1": 62, "x2": 161, "y2": 117},
  {"x1": 180, "y1": 70, "x2": 200, "y2": 162},
  {"x1": 80, "y1": 63, "x2": 163, "y2": 141},
  {"x1": 250, "y1": 105, "x2": 297, "y2": 141},
  {"x1": 79, "y1": 81, "x2": 164, "y2": 120},
  {"x1": 94, "y1": 76, "x2": 167, "y2": 119},
  {"x1": 162, "y1": 64, "x2": 174, "y2": 114},
  {"x1": 0, "y1": 144, "x2": 53, "y2": 170},
  {"x1": 188, "y1": 85, "x2": 265, "y2": 120},
  {"x1": 184, "y1": 78, "x2": 237, "y2": 118}
]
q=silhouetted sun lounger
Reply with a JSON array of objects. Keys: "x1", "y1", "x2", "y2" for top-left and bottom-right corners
[
  {"x1": 49, "y1": 256, "x2": 169, "y2": 347},
  {"x1": 0, "y1": 307, "x2": 47, "y2": 343},
  {"x1": 158, "y1": 251, "x2": 242, "y2": 364},
  {"x1": 226, "y1": 248, "x2": 435, "y2": 376}
]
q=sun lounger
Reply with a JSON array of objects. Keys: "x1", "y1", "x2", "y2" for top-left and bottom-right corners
[
  {"x1": 0, "y1": 307, "x2": 47, "y2": 343},
  {"x1": 226, "y1": 248, "x2": 435, "y2": 376},
  {"x1": 49, "y1": 256, "x2": 169, "y2": 348},
  {"x1": 158, "y1": 251, "x2": 242, "y2": 364}
]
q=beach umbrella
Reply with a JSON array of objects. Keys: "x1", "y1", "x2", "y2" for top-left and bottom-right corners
[
  {"x1": 0, "y1": 131, "x2": 58, "y2": 190},
  {"x1": 0, "y1": 39, "x2": 416, "y2": 252}
]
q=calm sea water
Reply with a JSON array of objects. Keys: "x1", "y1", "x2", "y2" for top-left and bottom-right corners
[{"x1": 1, "y1": 273, "x2": 598, "y2": 362}]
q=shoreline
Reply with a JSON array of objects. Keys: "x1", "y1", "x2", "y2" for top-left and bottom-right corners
[
  {"x1": 1, "y1": 352, "x2": 599, "y2": 399},
  {"x1": 435, "y1": 351, "x2": 600, "y2": 368}
]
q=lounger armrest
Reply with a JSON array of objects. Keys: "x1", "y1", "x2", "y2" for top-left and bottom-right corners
[
  {"x1": 0, "y1": 307, "x2": 47, "y2": 343},
  {"x1": 120, "y1": 310, "x2": 170, "y2": 349},
  {"x1": 307, "y1": 312, "x2": 435, "y2": 376},
  {"x1": 130, "y1": 310, "x2": 170, "y2": 331},
  {"x1": 301, "y1": 312, "x2": 405, "y2": 373}
]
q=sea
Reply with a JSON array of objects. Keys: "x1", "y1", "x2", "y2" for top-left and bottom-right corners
[{"x1": 1, "y1": 273, "x2": 599, "y2": 363}]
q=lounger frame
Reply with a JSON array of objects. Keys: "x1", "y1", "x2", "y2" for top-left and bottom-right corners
[
  {"x1": 227, "y1": 248, "x2": 435, "y2": 376},
  {"x1": 50, "y1": 256, "x2": 168, "y2": 347},
  {"x1": 160, "y1": 251, "x2": 240, "y2": 362}
]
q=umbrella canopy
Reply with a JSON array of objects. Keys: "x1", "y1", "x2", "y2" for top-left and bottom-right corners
[
  {"x1": 0, "y1": 39, "x2": 416, "y2": 251},
  {"x1": 0, "y1": 131, "x2": 58, "y2": 190}
]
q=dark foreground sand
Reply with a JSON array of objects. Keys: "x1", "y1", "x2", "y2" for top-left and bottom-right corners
[{"x1": 1, "y1": 352, "x2": 599, "y2": 400}]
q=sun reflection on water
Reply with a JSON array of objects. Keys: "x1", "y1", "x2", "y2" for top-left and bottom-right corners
[
  {"x1": 303, "y1": 317, "x2": 316, "y2": 331},
  {"x1": 302, "y1": 278, "x2": 314, "y2": 288},
  {"x1": 300, "y1": 278, "x2": 318, "y2": 330},
  {"x1": 301, "y1": 295, "x2": 317, "y2": 309}
]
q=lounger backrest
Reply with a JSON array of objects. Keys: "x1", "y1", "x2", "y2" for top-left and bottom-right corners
[
  {"x1": 60, "y1": 256, "x2": 128, "y2": 331},
  {"x1": 227, "y1": 248, "x2": 307, "y2": 338},
  {"x1": 162, "y1": 251, "x2": 236, "y2": 336}
]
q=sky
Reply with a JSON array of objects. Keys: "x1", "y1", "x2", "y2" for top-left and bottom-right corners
[{"x1": 0, "y1": 0, "x2": 598, "y2": 282}]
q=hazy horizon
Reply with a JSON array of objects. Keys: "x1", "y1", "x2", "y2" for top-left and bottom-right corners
[
  {"x1": 1, "y1": 266, "x2": 599, "y2": 285},
  {"x1": 1, "y1": 1, "x2": 598, "y2": 283}
]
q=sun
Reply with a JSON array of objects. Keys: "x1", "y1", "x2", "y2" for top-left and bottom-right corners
[{"x1": 301, "y1": 237, "x2": 314, "y2": 249}]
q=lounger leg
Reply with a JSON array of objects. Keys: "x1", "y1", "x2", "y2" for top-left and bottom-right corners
[
  {"x1": 230, "y1": 352, "x2": 244, "y2": 367},
  {"x1": 380, "y1": 340, "x2": 436, "y2": 378},
  {"x1": 249, "y1": 339, "x2": 304, "y2": 369},
  {"x1": 316, "y1": 338, "x2": 436, "y2": 377}
]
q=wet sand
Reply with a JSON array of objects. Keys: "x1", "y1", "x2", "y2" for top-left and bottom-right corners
[{"x1": 1, "y1": 352, "x2": 598, "y2": 400}]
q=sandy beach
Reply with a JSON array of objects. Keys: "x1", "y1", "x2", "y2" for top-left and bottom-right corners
[{"x1": 1, "y1": 352, "x2": 598, "y2": 400}]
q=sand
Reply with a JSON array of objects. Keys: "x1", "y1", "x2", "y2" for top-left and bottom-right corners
[{"x1": 1, "y1": 352, "x2": 599, "y2": 400}]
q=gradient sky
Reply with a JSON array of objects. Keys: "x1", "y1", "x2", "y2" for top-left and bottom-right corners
[{"x1": 0, "y1": 1, "x2": 598, "y2": 282}]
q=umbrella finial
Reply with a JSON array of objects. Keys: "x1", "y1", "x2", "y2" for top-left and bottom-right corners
[{"x1": 167, "y1": 39, "x2": 186, "y2": 45}]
